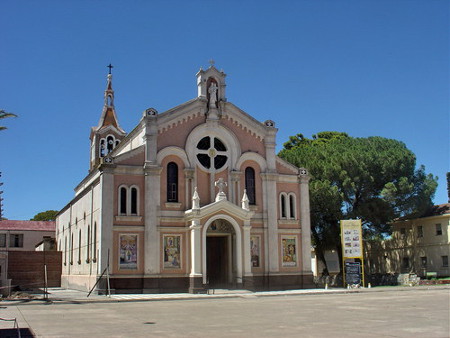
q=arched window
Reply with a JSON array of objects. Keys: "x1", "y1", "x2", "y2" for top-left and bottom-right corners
[
  {"x1": 280, "y1": 192, "x2": 297, "y2": 219},
  {"x1": 70, "y1": 233, "x2": 74, "y2": 265},
  {"x1": 280, "y1": 193, "x2": 287, "y2": 218},
  {"x1": 64, "y1": 236, "x2": 67, "y2": 266},
  {"x1": 167, "y1": 162, "x2": 178, "y2": 202},
  {"x1": 289, "y1": 193, "x2": 296, "y2": 219},
  {"x1": 78, "y1": 230, "x2": 82, "y2": 264},
  {"x1": 119, "y1": 185, "x2": 140, "y2": 215},
  {"x1": 106, "y1": 135, "x2": 115, "y2": 153},
  {"x1": 93, "y1": 222, "x2": 97, "y2": 263},
  {"x1": 119, "y1": 186, "x2": 127, "y2": 214},
  {"x1": 86, "y1": 225, "x2": 90, "y2": 263},
  {"x1": 99, "y1": 139, "x2": 106, "y2": 157},
  {"x1": 131, "y1": 187, "x2": 138, "y2": 214},
  {"x1": 245, "y1": 167, "x2": 256, "y2": 205}
]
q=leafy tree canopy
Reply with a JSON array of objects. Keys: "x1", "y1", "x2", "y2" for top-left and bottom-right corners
[
  {"x1": 31, "y1": 210, "x2": 59, "y2": 221},
  {"x1": 279, "y1": 132, "x2": 437, "y2": 270}
]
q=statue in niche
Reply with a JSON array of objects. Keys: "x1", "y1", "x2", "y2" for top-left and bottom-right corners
[
  {"x1": 215, "y1": 178, "x2": 227, "y2": 202},
  {"x1": 208, "y1": 81, "x2": 218, "y2": 108}
]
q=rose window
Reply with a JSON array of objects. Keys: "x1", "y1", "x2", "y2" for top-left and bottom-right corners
[{"x1": 196, "y1": 136, "x2": 228, "y2": 170}]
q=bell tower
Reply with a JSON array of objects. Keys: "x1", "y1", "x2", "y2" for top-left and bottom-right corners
[
  {"x1": 196, "y1": 61, "x2": 227, "y2": 102},
  {"x1": 89, "y1": 65, "x2": 126, "y2": 170}
]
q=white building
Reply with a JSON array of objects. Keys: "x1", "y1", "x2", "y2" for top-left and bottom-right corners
[{"x1": 366, "y1": 204, "x2": 450, "y2": 278}]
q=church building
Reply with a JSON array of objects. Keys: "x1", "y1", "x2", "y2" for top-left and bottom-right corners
[{"x1": 56, "y1": 64, "x2": 313, "y2": 293}]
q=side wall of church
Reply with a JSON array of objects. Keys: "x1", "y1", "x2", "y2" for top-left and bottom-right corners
[{"x1": 57, "y1": 181, "x2": 102, "y2": 292}]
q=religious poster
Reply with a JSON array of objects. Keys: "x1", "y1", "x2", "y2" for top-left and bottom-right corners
[
  {"x1": 281, "y1": 236, "x2": 297, "y2": 267},
  {"x1": 119, "y1": 234, "x2": 138, "y2": 270},
  {"x1": 163, "y1": 235, "x2": 181, "y2": 269},
  {"x1": 250, "y1": 235, "x2": 260, "y2": 268},
  {"x1": 340, "y1": 220, "x2": 363, "y2": 258}
]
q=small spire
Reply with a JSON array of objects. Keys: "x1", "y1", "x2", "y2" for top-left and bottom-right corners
[
  {"x1": 192, "y1": 187, "x2": 200, "y2": 210},
  {"x1": 104, "y1": 65, "x2": 114, "y2": 107},
  {"x1": 208, "y1": 59, "x2": 215, "y2": 67},
  {"x1": 242, "y1": 189, "x2": 250, "y2": 211}
]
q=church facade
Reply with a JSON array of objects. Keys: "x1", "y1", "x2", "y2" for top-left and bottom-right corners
[{"x1": 56, "y1": 64, "x2": 313, "y2": 293}]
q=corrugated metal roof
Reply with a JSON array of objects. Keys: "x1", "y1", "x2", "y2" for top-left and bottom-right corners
[{"x1": 0, "y1": 220, "x2": 56, "y2": 231}]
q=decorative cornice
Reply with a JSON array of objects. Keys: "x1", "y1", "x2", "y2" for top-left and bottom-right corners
[
  {"x1": 114, "y1": 145, "x2": 145, "y2": 164},
  {"x1": 222, "y1": 103, "x2": 267, "y2": 141},
  {"x1": 185, "y1": 199, "x2": 254, "y2": 221},
  {"x1": 276, "y1": 156, "x2": 300, "y2": 174},
  {"x1": 115, "y1": 215, "x2": 143, "y2": 222}
]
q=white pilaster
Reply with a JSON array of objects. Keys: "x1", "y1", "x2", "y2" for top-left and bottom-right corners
[
  {"x1": 144, "y1": 164, "x2": 162, "y2": 274},
  {"x1": 264, "y1": 124, "x2": 278, "y2": 172},
  {"x1": 243, "y1": 222, "x2": 253, "y2": 277},
  {"x1": 299, "y1": 171, "x2": 312, "y2": 273},
  {"x1": 99, "y1": 167, "x2": 114, "y2": 273},
  {"x1": 190, "y1": 219, "x2": 202, "y2": 277},
  {"x1": 262, "y1": 172, "x2": 279, "y2": 272}
]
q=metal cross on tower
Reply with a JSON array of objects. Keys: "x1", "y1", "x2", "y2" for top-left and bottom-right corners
[{"x1": 107, "y1": 63, "x2": 114, "y2": 74}]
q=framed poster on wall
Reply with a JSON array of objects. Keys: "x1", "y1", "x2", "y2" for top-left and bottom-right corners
[
  {"x1": 163, "y1": 235, "x2": 181, "y2": 269},
  {"x1": 119, "y1": 234, "x2": 138, "y2": 270},
  {"x1": 281, "y1": 235, "x2": 297, "y2": 267}
]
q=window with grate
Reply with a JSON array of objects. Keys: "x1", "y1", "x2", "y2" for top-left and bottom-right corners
[
  {"x1": 9, "y1": 234, "x2": 23, "y2": 248},
  {"x1": 196, "y1": 136, "x2": 228, "y2": 171},
  {"x1": 245, "y1": 167, "x2": 256, "y2": 205},
  {"x1": 167, "y1": 162, "x2": 178, "y2": 202}
]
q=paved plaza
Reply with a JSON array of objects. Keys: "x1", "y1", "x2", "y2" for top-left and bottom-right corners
[{"x1": 0, "y1": 286, "x2": 448, "y2": 337}]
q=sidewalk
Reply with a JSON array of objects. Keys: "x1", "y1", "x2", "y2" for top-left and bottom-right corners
[{"x1": 2, "y1": 284, "x2": 448, "y2": 304}]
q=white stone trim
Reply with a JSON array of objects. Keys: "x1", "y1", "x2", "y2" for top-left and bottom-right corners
[
  {"x1": 114, "y1": 145, "x2": 145, "y2": 164},
  {"x1": 114, "y1": 215, "x2": 143, "y2": 222},
  {"x1": 235, "y1": 152, "x2": 267, "y2": 171},
  {"x1": 185, "y1": 123, "x2": 241, "y2": 174},
  {"x1": 156, "y1": 146, "x2": 190, "y2": 167},
  {"x1": 201, "y1": 214, "x2": 243, "y2": 284},
  {"x1": 222, "y1": 102, "x2": 269, "y2": 140},
  {"x1": 276, "y1": 156, "x2": 300, "y2": 174}
]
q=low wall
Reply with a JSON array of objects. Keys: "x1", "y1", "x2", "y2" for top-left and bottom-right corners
[{"x1": 8, "y1": 251, "x2": 62, "y2": 289}]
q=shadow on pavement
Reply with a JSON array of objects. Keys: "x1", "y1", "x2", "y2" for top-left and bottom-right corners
[{"x1": 0, "y1": 328, "x2": 35, "y2": 337}]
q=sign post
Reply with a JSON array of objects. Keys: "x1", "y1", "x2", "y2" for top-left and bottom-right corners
[{"x1": 340, "y1": 219, "x2": 365, "y2": 287}]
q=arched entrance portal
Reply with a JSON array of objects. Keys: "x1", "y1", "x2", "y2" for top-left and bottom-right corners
[
  {"x1": 206, "y1": 219, "x2": 235, "y2": 287},
  {"x1": 202, "y1": 216, "x2": 243, "y2": 288}
]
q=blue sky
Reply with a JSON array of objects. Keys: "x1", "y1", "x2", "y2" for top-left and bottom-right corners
[{"x1": 1, "y1": 0, "x2": 448, "y2": 220}]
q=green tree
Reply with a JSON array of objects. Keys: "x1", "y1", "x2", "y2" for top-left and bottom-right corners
[
  {"x1": 31, "y1": 210, "x2": 59, "y2": 221},
  {"x1": 0, "y1": 109, "x2": 17, "y2": 131},
  {"x1": 279, "y1": 132, "x2": 437, "y2": 272}
]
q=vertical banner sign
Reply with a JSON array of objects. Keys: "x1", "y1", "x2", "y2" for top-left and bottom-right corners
[{"x1": 340, "y1": 220, "x2": 364, "y2": 286}]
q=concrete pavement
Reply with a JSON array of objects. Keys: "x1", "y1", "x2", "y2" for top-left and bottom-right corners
[{"x1": 0, "y1": 285, "x2": 448, "y2": 337}]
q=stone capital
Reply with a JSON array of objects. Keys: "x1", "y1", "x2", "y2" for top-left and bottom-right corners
[{"x1": 144, "y1": 162, "x2": 162, "y2": 175}]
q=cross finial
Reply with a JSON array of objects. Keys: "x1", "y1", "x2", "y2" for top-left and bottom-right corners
[
  {"x1": 208, "y1": 59, "x2": 215, "y2": 67},
  {"x1": 107, "y1": 63, "x2": 114, "y2": 74}
]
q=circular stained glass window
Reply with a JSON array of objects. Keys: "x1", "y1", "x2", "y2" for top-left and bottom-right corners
[{"x1": 196, "y1": 136, "x2": 228, "y2": 170}]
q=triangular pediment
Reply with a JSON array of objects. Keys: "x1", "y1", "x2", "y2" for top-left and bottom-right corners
[{"x1": 185, "y1": 199, "x2": 254, "y2": 221}]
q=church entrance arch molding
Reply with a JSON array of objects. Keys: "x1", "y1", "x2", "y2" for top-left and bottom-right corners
[{"x1": 202, "y1": 214, "x2": 243, "y2": 285}]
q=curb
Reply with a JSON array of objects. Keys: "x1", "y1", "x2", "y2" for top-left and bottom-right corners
[{"x1": 2, "y1": 284, "x2": 448, "y2": 305}]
